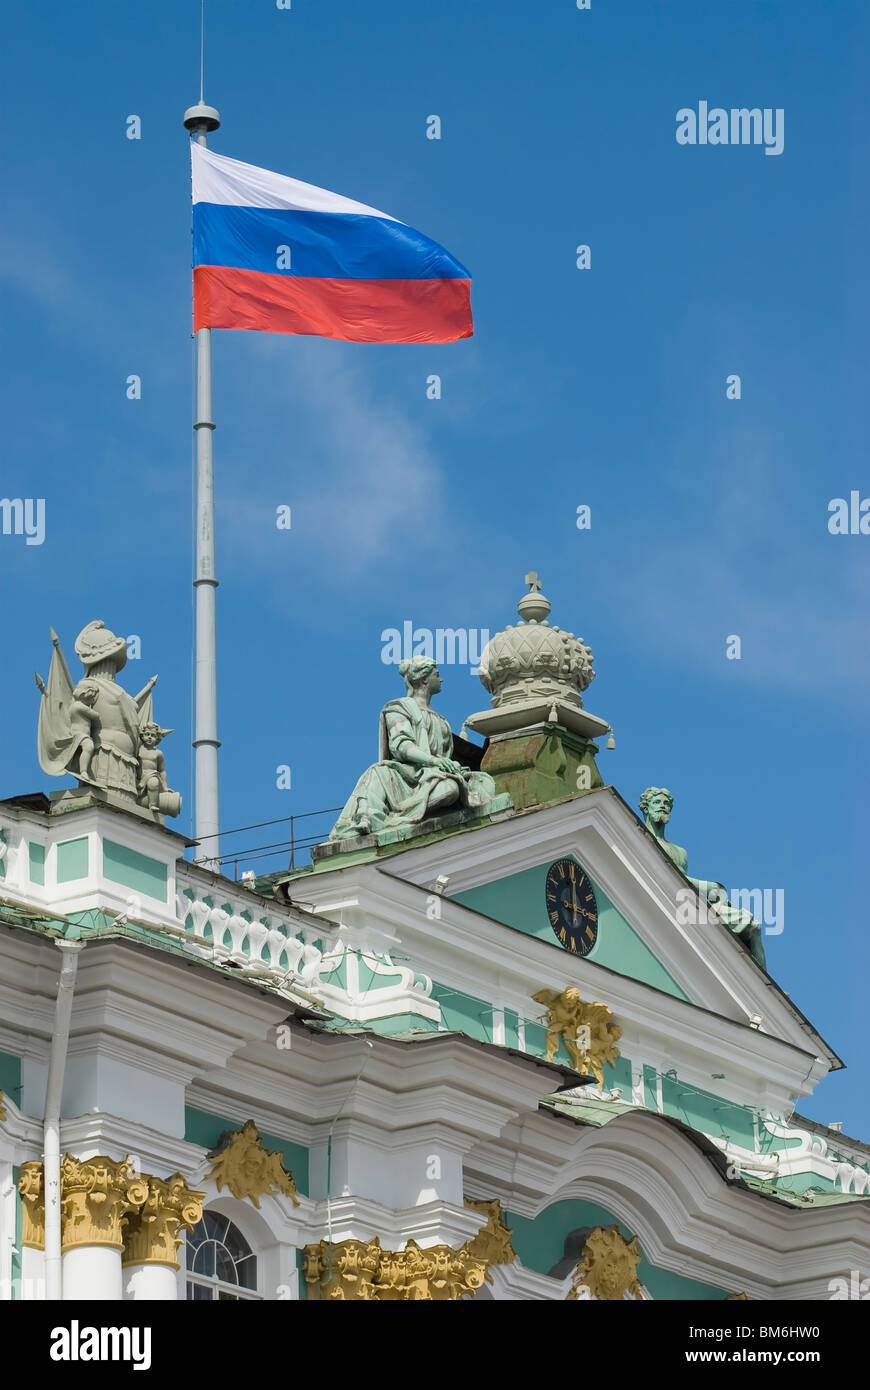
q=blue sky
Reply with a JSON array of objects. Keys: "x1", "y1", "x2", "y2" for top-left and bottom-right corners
[{"x1": 2, "y1": 1, "x2": 868, "y2": 1138}]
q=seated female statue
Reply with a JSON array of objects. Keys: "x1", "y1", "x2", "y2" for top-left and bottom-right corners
[{"x1": 329, "y1": 656, "x2": 500, "y2": 841}]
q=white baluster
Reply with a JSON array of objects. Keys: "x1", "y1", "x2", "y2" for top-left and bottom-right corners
[
  {"x1": 246, "y1": 919, "x2": 269, "y2": 964},
  {"x1": 227, "y1": 913, "x2": 249, "y2": 961},
  {"x1": 189, "y1": 899, "x2": 212, "y2": 943}
]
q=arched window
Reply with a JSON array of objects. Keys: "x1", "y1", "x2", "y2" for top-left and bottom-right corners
[
  {"x1": 548, "y1": 1226, "x2": 596, "y2": 1280},
  {"x1": 185, "y1": 1210, "x2": 260, "y2": 1300}
]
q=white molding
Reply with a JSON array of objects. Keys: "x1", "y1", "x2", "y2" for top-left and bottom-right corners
[
  {"x1": 284, "y1": 868, "x2": 825, "y2": 1116},
  {"x1": 320, "y1": 788, "x2": 834, "y2": 1066},
  {"x1": 464, "y1": 1107, "x2": 870, "y2": 1298}
]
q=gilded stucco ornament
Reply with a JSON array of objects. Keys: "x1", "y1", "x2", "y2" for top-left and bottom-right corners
[
  {"x1": 18, "y1": 1161, "x2": 45, "y2": 1250},
  {"x1": 639, "y1": 787, "x2": 766, "y2": 967},
  {"x1": 303, "y1": 1236, "x2": 489, "y2": 1301},
  {"x1": 122, "y1": 1173, "x2": 205, "y2": 1268},
  {"x1": 60, "y1": 1154, "x2": 149, "y2": 1252},
  {"x1": 567, "y1": 1225, "x2": 644, "y2": 1301},
  {"x1": 532, "y1": 986, "x2": 622, "y2": 1087},
  {"x1": 206, "y1": 1120, "x2": 300, "y2": 1209},
  {"x1": 0, "y1": 1089, "x2": 5, "y2": 1121},
  {"x1": 327, "y1": 657, "x2": 510, "y2": 845},
  {"x1": 35, "y1": 622, "x2": 181, "y2": 822},
  {"x1": 463, "y1": 1197, "x2": 517, "y2": 1267}
]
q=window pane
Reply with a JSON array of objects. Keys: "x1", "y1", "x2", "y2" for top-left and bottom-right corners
[
  {"x1": 192, "y1": 1241, "x2": 216, "y2": 1278},
  {"x1": 215, "y1": 1243, "x2": 239, "y2": 1285},
  {"x1": 235, "y1": 1253, "x2": 257, "y2": 1291},
  {"x1": 203, "y1": 1210, "x2": 226, "y2": 1242},
  {"x1": 224, "y1": 1224, "x2": 253, "y2": 1262},
  {"x1": 185, "y1": 1212, "x2": 259, "y2": 1301}
]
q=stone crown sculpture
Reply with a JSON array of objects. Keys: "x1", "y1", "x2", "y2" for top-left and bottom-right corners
[
  {"x1": 35, "y1": 621, "x2": 181, "y2": 823},
  {"x1": 478, "y1": 572, "x2": 596, "y2": 710}
]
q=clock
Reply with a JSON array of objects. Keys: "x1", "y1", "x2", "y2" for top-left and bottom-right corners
[{"x1": 545, "y1": 857, "x2": 598, "y2": 956}]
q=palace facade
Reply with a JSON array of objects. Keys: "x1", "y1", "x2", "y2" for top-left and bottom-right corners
[{"x1": 1, "y1": 579, "x2": 868, "y2": 1301}]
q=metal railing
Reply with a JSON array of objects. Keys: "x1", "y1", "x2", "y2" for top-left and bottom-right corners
[{"x1": 191, "y1": 806, "x2": 343, "y2": 879}]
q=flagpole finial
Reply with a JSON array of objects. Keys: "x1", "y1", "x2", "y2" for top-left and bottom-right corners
[{"x1": 183, "y1": 102, "x2": 220, "y2": 133}]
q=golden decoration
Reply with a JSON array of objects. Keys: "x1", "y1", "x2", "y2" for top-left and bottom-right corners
[
  {"x1": 532, "y1": 986, "x2": 622, "y2": 1086},
  {"x1": 18, "y1": 1161, "x2": 45, "y2": 1250},
  {"x1": 0, "y1": 1090, "x2": 6, "y2": 1122},
  {"x1": 205, "y1": 1120, "x2": 300, "y2": 1209},
  {"x1": 303, "y1": 1236, "x2": 489, "y2": 1301},
  {"x1": 726, "y1": 1291, "x2": 748, "y2": 1300},
  {"x1": 463, "y1": 1198, "x2": 517, "y2": 1267},
  {"x1": 122, "y1": 1173, "x2": 205, "y2": 1268},
  {"x1": 566, "y1": 1225, "x2": 644, "y2": 1301},
  {"x1": 60, "y1": 1154, "x2": 149, "y2": 1252}
]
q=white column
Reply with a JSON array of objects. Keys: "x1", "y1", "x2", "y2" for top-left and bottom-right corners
[
  {"x1": 123, "y1": 1263, "x2": 178, "y2": 1300},
  {"x1": 62, "y1": 1245, "x2": 123, "y2": 1300},
  {"x1": 20, "y1": 1245, "x2": 45, "y2": 1300},
  {"x1": 121, "y1": 1172, "x2": 203, "y2": 1301},
  {"x1": 59, "y1": 1154, "x2": 148, "y2": 1300}
]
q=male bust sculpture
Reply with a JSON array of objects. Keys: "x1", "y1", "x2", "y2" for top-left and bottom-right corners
[
  {"x1": 638, "y1": 787, "x2": 688, "y2": 873},
  {"x1": 639, "y1": 786, "x2": 765, "y2": 967}
]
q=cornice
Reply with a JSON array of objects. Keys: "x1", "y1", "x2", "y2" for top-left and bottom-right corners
[
  {"x1": 302, "y1": 869, "x2": 825, "y2": 1111},
  {"x1": 318, "y1": 789, "x2": 836, "y2": 1067}
]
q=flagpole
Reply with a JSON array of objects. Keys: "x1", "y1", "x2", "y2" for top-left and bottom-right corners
[{"x1": 184, "y1": 98, "x2": 221, "y2": 865}]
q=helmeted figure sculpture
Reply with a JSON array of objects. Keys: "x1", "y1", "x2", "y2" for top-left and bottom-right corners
[
  {"x1": 328, "y1": 656, "x2": 508, "y2": 843},
  {"x1": 639, "y1": 787, "x2": 765, "y2": 967},
  {"x1": 35, "y1": 620, "x2": 181, "y2": 822}
]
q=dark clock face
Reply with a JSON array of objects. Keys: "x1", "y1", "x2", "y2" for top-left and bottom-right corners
[{"x1": 545, "y1": 857, "x2": 598, "y2": 956}]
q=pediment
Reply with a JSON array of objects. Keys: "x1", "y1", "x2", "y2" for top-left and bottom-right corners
[{"x1": 366, "y1": 787, "x2": 836, "y2": 1065}]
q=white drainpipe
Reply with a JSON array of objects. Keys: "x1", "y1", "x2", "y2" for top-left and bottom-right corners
[{"x1": 43, "y1": 940, "x2": 84, "y2": 1300}]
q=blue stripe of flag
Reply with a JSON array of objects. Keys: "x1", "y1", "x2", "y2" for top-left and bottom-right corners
[{"x1": 193, "y1": 203, "x2": 470, "y2": 281}]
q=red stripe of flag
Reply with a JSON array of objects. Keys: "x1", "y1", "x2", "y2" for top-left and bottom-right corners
[{"x1": 193, "y1": 265, "x2": 473, "y2": 343}]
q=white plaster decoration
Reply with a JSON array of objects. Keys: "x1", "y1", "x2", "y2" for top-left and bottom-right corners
[
  {"x1": 175, "y1": 885, "x2": 438, "y2": 1024},
  {"x1": 0, "y1": 823, "x2": 33, "y2": 898},
  {"x1": 316, "y1": 944, "x2": 438, "y2": 1024},
  {"x1": 465, "y1": 1107, "x2": 870, "y2": 1299},
  {"x1": 174, "y1": 882, "x2": 327, "y2": 1003},
  {"x1": 245, "y1": 918, "x2": 269, "y2": 964},
  {"x1": 183, "y1": 894, "x2": 212, "y2": 948},
  {"x1": 761, "y1": 1114, "x2": 870, "y2": 1194},
  {"x1": 0, "y1": 804, "x2": 184, "y2": 926},
  {"x1": 305, "y1": 1194, "x2": 484, "y2": 1253}
]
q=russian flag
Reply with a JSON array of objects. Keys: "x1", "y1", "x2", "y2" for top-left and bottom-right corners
[{"x1": 191, "y1": 144, "x2": 473, "y2": 343}]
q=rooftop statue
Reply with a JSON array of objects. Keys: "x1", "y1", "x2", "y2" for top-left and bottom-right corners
[
  {"x1": 639, "y1": 787, "x2": 765, "y2": 967},
  {"x1": 35, "y1": 621, "x2": 181, "y2": 822},
  {"x1": 328, "y1": 656, "x2": 509, "y2": 844}
]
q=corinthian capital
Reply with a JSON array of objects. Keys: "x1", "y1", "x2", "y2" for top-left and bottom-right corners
[
  {"x1": 60, "y1": 1154, "x2": 149, "y2": 1252},
  {"x1": 18, "y1": 1161, "x2": 45, "y2": 1250},
  {"x1": 122, "y1": 1173, "x2": 205, "y2": 1268}
]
